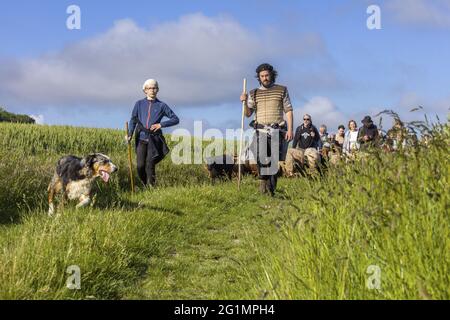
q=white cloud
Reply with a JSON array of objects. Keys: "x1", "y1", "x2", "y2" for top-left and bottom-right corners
[
  {"x1": 397, "y1": 92, "x2": 424, "y2": 109},
  {"x1": 387, "y1": 0, "x2": 450, "y2": 28},
  {"x1": 30, "y1": 114, "x2": 45, "y2": 125},
  {"x1": 293, "y1": 96, "x2": 348, "y2": 132},
  {"x1": 397, "y1": 91, "x2": 450, "y2": 112},
  {"x1": 353, "y1": 92, "x2": 450, "y2": 129},
  {"x1": 0, "y1": 13, "x2": 331, "y2": 110}
]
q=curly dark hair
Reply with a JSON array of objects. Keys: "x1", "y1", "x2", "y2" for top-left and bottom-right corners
[{"x1": 255, "y1": 63, "x2": 278, "y2": 85}]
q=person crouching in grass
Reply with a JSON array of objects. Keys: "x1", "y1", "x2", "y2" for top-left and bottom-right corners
[{"x1": 285, "y1": 114, "x2": 321, "y2": 176}]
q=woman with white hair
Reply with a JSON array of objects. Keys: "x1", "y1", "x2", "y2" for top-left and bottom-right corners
[{"x1": 126, "y1": 79, "x2": 179, "y2": 187}]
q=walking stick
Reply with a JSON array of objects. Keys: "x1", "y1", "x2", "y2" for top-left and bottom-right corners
[
  {"x1": 125, "y1": 122, "x2": 135, "y2": 193},
  {"x1": 238, "y1": 78, "x2": 247, "y2": 190}
]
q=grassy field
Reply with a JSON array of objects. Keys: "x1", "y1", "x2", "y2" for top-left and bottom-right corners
[{"x1": 0, "y1": 121, "x2": 448, "y2": 300}]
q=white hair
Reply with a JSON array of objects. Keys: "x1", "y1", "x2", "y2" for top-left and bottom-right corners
[{"x1": 142, "y1": 79, "x2": 159, "y2": 90}]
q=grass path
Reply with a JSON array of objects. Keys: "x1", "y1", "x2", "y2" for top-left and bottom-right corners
[
  {"x1": 0, "y1": 152, "x2": 448, "y2": 300},
  {"x1": 0, "y1": 170, "x2": 448, "y2": 300},
  {"x1": 0, "y1": 178, "x2": 292, "y2": 300},
  {"x1": 127, "y1": 179, "x2": 289, "y2": 299},
  {"x1": 0, "y1": 121, "x2": 448, "y2": 300}
]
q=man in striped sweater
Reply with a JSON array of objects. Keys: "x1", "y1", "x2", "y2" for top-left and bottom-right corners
[{"x1": 240, "y1": 63, "x2": 294, "y2": 195}]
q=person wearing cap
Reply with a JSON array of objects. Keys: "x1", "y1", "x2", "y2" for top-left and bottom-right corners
[
  {"x1": 357, "y1": 116, "x2": 379, "y2": 151},
  {"x1": 126, "y1": 79, "x2": 179, "y2": 187},
  {"x1": 240, "y1": 63, "x2": 294, "y2": 196}
]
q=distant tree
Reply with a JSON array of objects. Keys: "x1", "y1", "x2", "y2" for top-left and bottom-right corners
[{"x1": 0, "y1": 107, "x2": 35, "y2": 124}]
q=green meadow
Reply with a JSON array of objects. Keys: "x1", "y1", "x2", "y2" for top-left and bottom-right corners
[{"x1": 0, "y1": 121, "x2": 448, "y2": 300}]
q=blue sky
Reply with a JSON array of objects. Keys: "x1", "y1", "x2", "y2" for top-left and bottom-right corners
[{"x1": 1, "y1": 0, "x2": 449, "y2": 134}]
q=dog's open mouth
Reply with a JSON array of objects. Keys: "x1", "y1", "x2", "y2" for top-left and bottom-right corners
[{"x1": 100, "y1": 170, "x2": 110, "y2": 182}]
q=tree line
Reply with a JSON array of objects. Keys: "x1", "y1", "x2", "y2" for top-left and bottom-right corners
[{"x1": 0, "y1": 107, "x2": 35, "y2": 124}]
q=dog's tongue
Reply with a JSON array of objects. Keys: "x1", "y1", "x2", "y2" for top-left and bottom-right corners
[{"x1": 101, "y1": 171, "x2": 110, "y2": 182}]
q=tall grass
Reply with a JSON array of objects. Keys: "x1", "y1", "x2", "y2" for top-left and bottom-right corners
[
  {"x1": 0, "y1": 118, "x2": 448, "y2": 299},
  {"x1": 0, "y1": 123, "x2": 209, "y2": 223},
  {"x1": 0, "y1": 207, "x2": 178, "y2": 299},
  {"x1": 243, "y1": 120, "x2": 449, "y2": 299}
]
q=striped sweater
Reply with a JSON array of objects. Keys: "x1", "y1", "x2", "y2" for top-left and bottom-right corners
[{"x1": 248, "y1": 84, "x2": 293, "y2": 125}]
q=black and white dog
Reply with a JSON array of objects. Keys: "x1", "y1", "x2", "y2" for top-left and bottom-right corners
[
  {"x1": 204, "y1": 154, "x2": 235, "y2": 184},
  {"x1": 48, "y1": 153, "x2": 118, "y2": 215}
]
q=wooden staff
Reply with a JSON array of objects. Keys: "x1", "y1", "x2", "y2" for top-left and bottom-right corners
[
  {"x1": 125, "y1": 122, "x2": 135, "y2": 193},
  {"x1": 238, "y1": 78, "x2": 247, "y2": 190}
]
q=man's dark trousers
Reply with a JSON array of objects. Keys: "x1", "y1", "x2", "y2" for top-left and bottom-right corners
[
  {"x1": 136, "y1": 141, "x2": 156, "y2": 186},
  {"x1": 255, "y1": 129, "x2": 286, "y2": 195}
]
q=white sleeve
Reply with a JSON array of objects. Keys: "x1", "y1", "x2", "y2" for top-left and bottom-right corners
[{"x1": 248, "y1": 91, "x2": 256, "y2": 110}]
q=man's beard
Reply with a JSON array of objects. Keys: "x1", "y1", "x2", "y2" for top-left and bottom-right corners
[{"x1": 261, "y1": 80, "x2": 274, "y2": 88}]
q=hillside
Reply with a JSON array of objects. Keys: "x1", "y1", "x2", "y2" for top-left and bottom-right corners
[
  {"x1": 0, "y1": 121, "x2": 448, "y2": 299},
  {"x1": 0, "y1": 107, "x2": 35, "y2": 124}
]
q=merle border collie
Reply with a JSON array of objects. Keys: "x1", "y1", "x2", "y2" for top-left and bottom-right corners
[{"x1": 48, "y1": 153, "x2": 118, "y2": 215}]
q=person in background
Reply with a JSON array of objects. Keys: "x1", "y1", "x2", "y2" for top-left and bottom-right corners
[
  {"x1": 335, "y1": 125, "x2": 345, "y2": 149},
  {"x1": 386, "y1": 119, "x2": 408, "y2": 151},
  {"x1": 343, "y1": 120, "x2": 360, "y2": 158},
  {"x1": 358, "y1": 116, "x2": 380, "y2": 151},
  {"x1": 319, "y1": 124, "x2": 329, "y2": 150},
  {"x1": 285, "y1": 114, "x2": 321, "y2": 176},
  {"x1": 328, "y1": 125, "x2": 345, "y2": 166}
]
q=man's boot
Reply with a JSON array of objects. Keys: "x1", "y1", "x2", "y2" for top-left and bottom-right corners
[
  {"x1": 259, "y1": 179, "x2": 268, "y2": 194},
  {"x1": 267, "y1": 175, "x2": 276, "y2": 196}
]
